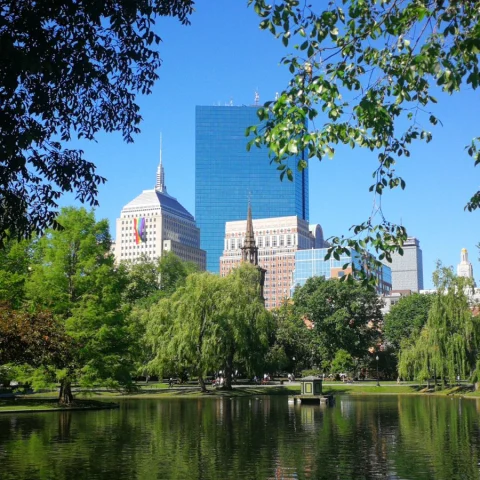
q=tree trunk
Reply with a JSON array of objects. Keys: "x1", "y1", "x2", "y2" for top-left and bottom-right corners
[
  {"x1": 198, "y1": 375, "x2": 207, "y2": 393},
  {"x1": 59, "y1": 379, "x2": 74, "y2": 405},
  {"x1": 224, "y1": 355, "x2": 234, "y2": 390}
]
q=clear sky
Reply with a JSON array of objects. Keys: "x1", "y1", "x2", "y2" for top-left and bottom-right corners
[{"x1": 62, "y1": 0, "x2": 479, "y2": 289}]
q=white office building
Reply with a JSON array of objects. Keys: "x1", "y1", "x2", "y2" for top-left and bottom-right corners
[
  {"x1": 113, "y1": 144, "x2": 206, "y2": 270},
  {"x1": 457, "y1": 248, "x2": 475, "y2": 283}
]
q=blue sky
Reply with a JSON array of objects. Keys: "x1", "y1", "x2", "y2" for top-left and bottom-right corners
[{"x1": 63, "y1": 1, "x2": 479, "y2": 289}]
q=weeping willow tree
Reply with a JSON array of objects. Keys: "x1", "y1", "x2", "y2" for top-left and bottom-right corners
[
  {"x1": 143, "y1": 272, "x2": 223, "y2": 392},
  {"x1": 143, "y1": 264, "x2": 272, "y2": 391},
  {"x1": 399, "y1": 265, "x2": 479, "y2": 388}
]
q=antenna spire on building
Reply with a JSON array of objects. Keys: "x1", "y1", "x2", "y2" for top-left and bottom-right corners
[
  {"x1": 155, "y1": 133, "x2": 167, "y2": 193},
  {"x1": 254, "y1": 90, "x2": 260, "y2": 105}
]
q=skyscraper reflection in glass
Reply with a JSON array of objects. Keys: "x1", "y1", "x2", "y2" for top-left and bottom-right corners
[{"x1": 195, "y1": 105, "x2": 309, "y2": 272}]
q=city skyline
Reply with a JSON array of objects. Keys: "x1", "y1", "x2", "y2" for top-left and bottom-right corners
[{"x1": 54, "y1": 1, "x2": 479, "y2": 289}]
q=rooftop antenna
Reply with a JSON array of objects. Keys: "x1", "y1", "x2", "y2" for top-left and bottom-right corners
[
  {"x1": 275, "y1": 92, "x2": 279, "y2": 100},
  {"x1": 155, "y1": 132, "x2": 166, "y2": 193},
  {"x1": 229, "y1": 97, "x2": 234, "y2": 106},
  {"x1": 254, "y1": 89, "x2": 260, "y2": 105}
]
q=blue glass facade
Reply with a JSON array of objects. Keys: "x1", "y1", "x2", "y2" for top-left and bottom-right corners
[
  {"x1": 195, "y1": 106, "x2": 309, "y2": 272},
  {"x1": 292, "y1": 249, "x2": 392, "y2": 294}
]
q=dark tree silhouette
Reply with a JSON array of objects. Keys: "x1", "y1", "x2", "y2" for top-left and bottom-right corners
[{"x1": 0, "y1": 0, "x2": 194, "y2": 245}]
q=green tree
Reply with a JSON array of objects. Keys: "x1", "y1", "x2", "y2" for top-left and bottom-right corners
[
  {"x1": 25, "y1": 207, "x2": 135, "y2": 402},
  {"x1": 293, "y1": 276, "x2": 383, "y2": 372},
  {"x1": 144, "y1": 264, "x2": 272, "y2": 391},
  {"x1": 121, "y1": 252, "x2": 200, "y2": 381},
  {"x1": 330, "y1": 349, "x2": 354, "y2": 375},
  {"x1": 217, "y1": 264, "x2": 273, "y2": 388},
  {"x1": 267, "y1": 300, "x2": 313, "y2": 374},
  {"x1": 0, "y1": 0, "x2": 194, "y2": 245},
  {"x1": 144, "y1": 272, "x2": 223, "y2": 392},
  {"x1": 384, "y1": 293, "x2": 435, "y2": 350},
  {"x1": 249, "y1": 0, "x2": 480, "y2": 264},
  {"x1": 0, "y1": 239, "x2": 33, "y2": 308},
  {"x1": 120, "y1": 255, "x2": 162, "y2": 305},
  {"x1": 398, "y1": 265, "x2": 480, "y2": 386},
  {"x1": 158, "y1": 252, "x2": 199, "y2": 296},
  {"x1": 121, "y1": 252, "x2": 199, "y2": 305}
]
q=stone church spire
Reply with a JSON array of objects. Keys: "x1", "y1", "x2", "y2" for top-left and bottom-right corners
[
  {"x1": 155, "y1": 133, "x2": 167, "y2": 193},
  {"x1": 240, "y1": 203, "x2": 266, "y2": 302},
  {"x1": 241, "y1": 203, "x2": 258, "y2": 265}
]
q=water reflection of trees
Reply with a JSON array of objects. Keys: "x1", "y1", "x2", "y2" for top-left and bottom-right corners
[
  {"x1": 393, "y1": 396, "x2": 480, "y2": 479},
  {"x1": 0, "y1": 397, "x2": 480, "y2": 479}
]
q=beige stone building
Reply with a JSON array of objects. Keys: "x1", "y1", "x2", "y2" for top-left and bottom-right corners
[
  {"x1": 113, "y1": 146, "x2": 206, "y2": 270},
  {"x1": 219, "y1": 215, "x2": 322, "y2": 309}
]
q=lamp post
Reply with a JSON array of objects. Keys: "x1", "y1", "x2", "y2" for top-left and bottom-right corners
[{"x1": 376, "y1": 355, "x2": 380, "y2": 387}]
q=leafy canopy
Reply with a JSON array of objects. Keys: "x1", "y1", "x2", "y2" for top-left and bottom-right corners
[
  {"x1": 249, "y1": 0, "x2": 480, "y2": 264},
  {"x1": 25, "y1": 207, "x2": 136, "y2": 389},
  {"x1": 384, "y1": 292, "x2": 435, "y2": 350},
  {"x1": 292, "y1": 276, "x2": 383, "y2": 369},
  {"x1": 0, "y1": 0, "x2": 194, "y2": 246},
  {"x1": 398, "y1": 265, "x2": 480, "y2": 384},
  {"x1": 144, "y1": 264, "x2": 272, "y2": 389}
]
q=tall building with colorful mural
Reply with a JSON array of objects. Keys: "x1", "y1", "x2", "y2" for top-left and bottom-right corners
[{"x1": 113, "y1": 141, "x2": 206, "y2": 270}]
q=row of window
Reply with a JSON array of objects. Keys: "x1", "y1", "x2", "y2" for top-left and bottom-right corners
[
  {"x1": 121, "y1": 217, "x2": 157, "y2": 224},
  {"x1": 121, "y1": 237, "x2": 157, "y2": 244},
  {"x1": 120, "y1": 251, "x2": 156, "y2": 257},
  {"x1": 121, "y1": 244, "x2": 156, "y2": 250},
  {"x1": 225, "y1": 234, "x2": 298, "y2": 250}
]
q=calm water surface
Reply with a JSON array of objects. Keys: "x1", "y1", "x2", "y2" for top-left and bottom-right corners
[{"x1": 0, "y1": 395, "x2": 479, "y2": 479}]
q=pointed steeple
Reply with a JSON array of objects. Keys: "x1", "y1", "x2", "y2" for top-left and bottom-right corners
[
  {"x1": 243, "y1": 203, "x2": 256, "y2": 251},
  {"x1": 240, "y1": 202, "x2": 266, "y2": 303},
  {"x1": 241, "y1": 202, "x2": 258, "y2": 265},
  {"x1": 155, "y1": 133, "x2": 167, "y2": 193}
]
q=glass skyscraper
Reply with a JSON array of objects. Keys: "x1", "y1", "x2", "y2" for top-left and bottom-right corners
[
  {"x1": 292, "y1": 248, "x2": 392, "y2": 295},
  {"x1": 196, "y1": 105, "x2": 309, "y2": 272}
]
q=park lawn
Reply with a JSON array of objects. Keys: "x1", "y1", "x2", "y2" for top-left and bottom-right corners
[
  {"x1": 323, "y1": 383, "x2": 477, "y2": 396},
  {"x1": 76, "y1": 384, "x2": 301, "y2": 399},
  {"x1": 323, "y1": 384, "x2": 421, "y2": 395},
  {"x1": 0, "y1": 397, "x2": 118, "y2": 413},
  {"x1": 5, "y1": 384, "x2": 477, "y2": 407}
]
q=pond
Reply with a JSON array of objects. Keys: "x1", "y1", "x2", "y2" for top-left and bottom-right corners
[{"x1": 0, "y1": 395, "x2": 479, "y2": 479}]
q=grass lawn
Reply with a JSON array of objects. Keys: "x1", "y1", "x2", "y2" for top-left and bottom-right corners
[
  {"x1": 323, "y1": 383, "x2": 477, "y2": 396},
  {"x1": 4, "y1": 383, "x2": 477, "y2": 410},
  {"x1": 74, "y1": 384, "x2": 301, "y2": 399},
  {"x1": 0, "y1": 397, "x2": 118, "y2": 413}
]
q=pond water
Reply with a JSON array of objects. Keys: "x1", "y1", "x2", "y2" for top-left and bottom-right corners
[{"x1": 0, "y1": 395, "x2": 479, "y2": 479}]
